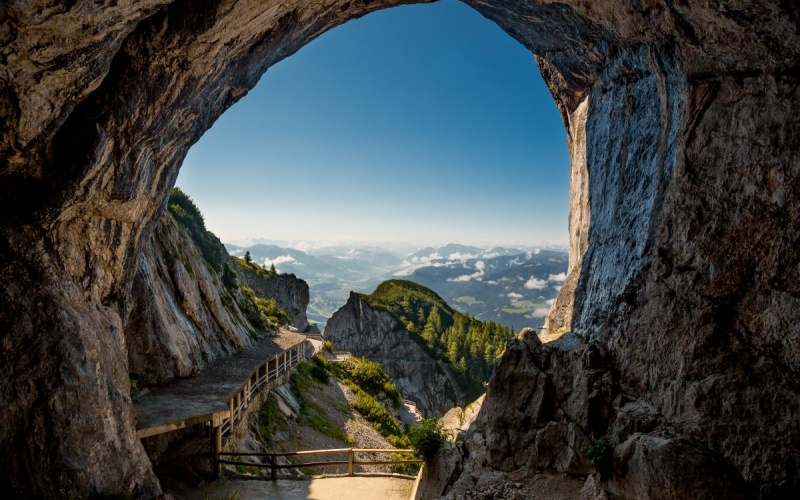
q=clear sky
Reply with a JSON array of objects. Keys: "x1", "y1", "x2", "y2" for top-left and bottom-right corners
[{"x1": 176, "y1": 0, "x2": 570, "y2": 248}]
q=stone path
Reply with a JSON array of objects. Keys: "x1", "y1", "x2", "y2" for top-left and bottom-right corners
[
  {"x1": 134, "y1": 330, "x2": 307, "y2": 437},
  {"x1": 174, "y1": 476, "x2": 414, "y2": 500}
]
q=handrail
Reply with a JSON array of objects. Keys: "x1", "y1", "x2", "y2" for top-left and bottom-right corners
[{"x1": 217, "y1": 448, "x2": 423, "y2": 479}]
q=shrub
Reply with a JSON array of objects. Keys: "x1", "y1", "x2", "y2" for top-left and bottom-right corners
[
  {"x1": 323, "y1": 340, "x2": 334, "y2": 353},
  {"x1": 255, "y1": 297, "x2": 290, "y2": 326},
  {"x1": 340, "y1": 357, "x2": 401, "y2": 408},
  {"x1": 349, "y1": 385, "x2": 405, "y2": 443},
  {"x1": 408, "y1": 419, "x2": 445, "y2": 461},
  {"x1": 586, "y1": 435, "x2": 614, "y2": 479},
  {"x1": 309, "y1": 364, "x2": 329, "y2": 383}
]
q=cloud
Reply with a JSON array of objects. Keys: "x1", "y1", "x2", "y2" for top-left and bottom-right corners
[
  {"x1": 449, "y1": 252, "x2": 475, "y2": 261},
  {"x1": 548, "y1": 272, "x2": 567, "y2": 283},
  {"x1": 532, "y1": 307, "x2": 550, "y2": 317},
  {"x1": 486, "y1": 280, "x2": 499, "y2": 285},
  {"x1": 394, "y1": 252, "x2": 445, "y2": 276},
  {"x1": 507, "y1": 292, "x2": 524, "y2": 300},
  {"x1": 262, "y1": 255, "x2": 296, "y2": 271},
  {"x1": 524, "y1": 276, "x2": 547, "y2": 289},
  {"x1": 448, "y1": 260, "x2": 485, "y2": 282},
  {"x1": 546, "y1": 298, "x2": 556, "y2": 306}
]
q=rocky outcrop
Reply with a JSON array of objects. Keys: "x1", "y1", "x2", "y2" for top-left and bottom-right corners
[
  {"x1": 1, "y1": 0, "x2": 799, "y2": 497},
  {"x1": 236, "y1": 265, "x2": 317, "y2": 334},
  {"x1": 125, "y1": 214, "x2": 259, "y2": 387},
  {"x1": 324, "y1": 292, "x2": 464, "y2": 417}
]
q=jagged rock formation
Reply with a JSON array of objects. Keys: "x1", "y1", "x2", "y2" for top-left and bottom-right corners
[
  {"x1": 126, "y1": 214, "x2": 260, "y2": 386},
  {"x1": 1, "y1": 0, "x2": 798, "y2": 498},
  {"x1": 324, "y1": 292, "x2": 464, "y2": 417},
  {"x1": 235, "y1": 263, "x2": 318, "y2": 334}
]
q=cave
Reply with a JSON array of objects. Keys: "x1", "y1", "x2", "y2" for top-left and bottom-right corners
[{"x1": 1, "y1": 0, "x2": 798, "y2": 498}]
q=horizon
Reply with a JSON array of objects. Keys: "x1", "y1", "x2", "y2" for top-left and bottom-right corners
[
  {"x1": 222, "y1": 236, "x2": 569, "y2": 257},
  {"x1": 176, "y1": 0, "x2": 570, "y2": 248}
]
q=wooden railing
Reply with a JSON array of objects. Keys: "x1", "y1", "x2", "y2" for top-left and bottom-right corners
[
  {"x1": 218, "y1": 342, "x2": 306, "y2": 436},
  {"x1": 217, "y1": 448, "x2": 423, "y2": 480},
  {"x1": 210, "y1": 341, "x2": 308, "y2": 477}
]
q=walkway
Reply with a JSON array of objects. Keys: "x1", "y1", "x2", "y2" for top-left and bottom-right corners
[
  {"x1": 175, "y1": 476, "x2": 415, "y2": 500},
  {"x1": 134, "y1": 330, "x2": 308, "y2": 439}
]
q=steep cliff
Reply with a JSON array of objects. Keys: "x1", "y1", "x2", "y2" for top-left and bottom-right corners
[
  {"x1": 1, "y1": 0, "x2": 798, "y2": 498},
  {"x1": 324, "y1": 291, "x2": 463, "y2": 417},
  {"x1": 125, "y1": 214, "x2": 260, "y2": 387},
  {"x1": 234, "y1": 258, "x2": 318, "y2": 334}
]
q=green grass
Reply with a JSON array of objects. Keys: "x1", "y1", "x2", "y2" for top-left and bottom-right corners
[
  {"x1": 337, "y1": 357, "x2": 401, "y2": 408},
  {"x1": 501, "y1": 300, "x2": 540, "y2": 315},
  {"x1": 454, "y1": 296, "x2": 483, "y2": 306},
  {"x1": 290, "y1": 360, "x2": 353, "y2": 444}
]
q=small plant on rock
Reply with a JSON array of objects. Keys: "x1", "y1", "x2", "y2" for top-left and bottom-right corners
[
  {"x1": 408, "y1": 418, "x2": 446, "y2": 462},
  {"x1": 586, "y1": 435, "x2": 614, "y2": 479}
]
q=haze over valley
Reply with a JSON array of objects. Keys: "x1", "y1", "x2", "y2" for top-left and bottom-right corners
[{"x1": 226, "y1": 241, "x2": 567, "y2": 332}]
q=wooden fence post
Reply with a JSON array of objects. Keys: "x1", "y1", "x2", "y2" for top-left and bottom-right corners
[
  {"x1": 212, "y1": 414, "x2": 222, "y2": 479},
  {"x1": 271, "y1": 453, "x2": 276, "y2": 481},
  {"x1": 348, "y1": 448, "x2": 354, "y2": 476}
]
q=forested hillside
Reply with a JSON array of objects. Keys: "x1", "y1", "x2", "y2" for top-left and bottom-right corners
[{"x1": 361, "y1": 280, "x2": 515, "y2": 396}]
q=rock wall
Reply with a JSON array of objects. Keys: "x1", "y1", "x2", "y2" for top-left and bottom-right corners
[
  {"x1": 125, "y1": 214, "x2": 259, "y2": 387},
  {"x1": 236, "y1": 266, "x2": 317, "y2": 334},
  {"x1": 1, "y1": 0, "x2": 798, "y2": 497},
  {"x1": 324, "y1": 292, "x2": 464, "y2": 417}
]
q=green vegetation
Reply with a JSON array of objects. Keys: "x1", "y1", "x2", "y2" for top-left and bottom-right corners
[
  {"x1": 362, "y1": 280, "x2": 515, "y2": 397},
  {"x1": 255, "y1": 297, "x2": 290, "y2": 326},
  {"x1": 168, "y1": 188, "x2": 269, "y2": 333},
  {"x1": 349, "y1": 386, "x2": 407, "y2": 446},
  {"x1": 231, "y1": 255, "x2": 292, "y2": 327},
  {"x1": 586, "y1": 435, "x2": 614, "y2": 479},
  {"x1": 337, "y1": 357, "x2": 401, "y2": 408},
  {"x1": 167, "y1": 188, "x2": 228, "y2": 273},
  {"x1": 455, "y1": 296, "x2": 483, "y2": 306},
  {"x1": 231, "y1": 255, "x2": 278, "y2": 282},
  {"x1": 408, "y1": 419, "x2": 446, "y2": 461},
  {"x1": 290, "y1": 360, "x2": 352, "y2": 444},
  {"x1": 501, "y1": 299, "x2": 539, "y2": 315},
  {"x1": 319, "y1": 355, "x2": 408, "y2": 447}
]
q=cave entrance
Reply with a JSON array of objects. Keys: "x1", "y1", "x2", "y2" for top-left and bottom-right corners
[{"x1": 175, "y1": 0, "x2": 571, "y2": 330}]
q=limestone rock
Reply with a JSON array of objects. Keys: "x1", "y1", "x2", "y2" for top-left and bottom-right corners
[
  {"x1": 1, "y1": 0, "x2": 799, "y2": 497},
  {"x1": 125, "y1": 215, "x2": 257, "y2": 386},
  {"x1": 236, "y1": 265, "x2": 316, "y2": 333},
  {"x1": 324, "y1": 292, "x2": 464, "y2": 417}
]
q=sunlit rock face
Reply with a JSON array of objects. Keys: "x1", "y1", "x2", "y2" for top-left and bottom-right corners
[
  {"x1": 324, "y1": 292, "x2": 465, "y2": 417},
  {"x1": 1, "y1": 0, "x2": 798, "y2": 497}
]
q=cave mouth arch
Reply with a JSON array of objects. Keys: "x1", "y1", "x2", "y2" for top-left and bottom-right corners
[{"x1": 2, "y1": 0, "x2": 798, "y2": 498}]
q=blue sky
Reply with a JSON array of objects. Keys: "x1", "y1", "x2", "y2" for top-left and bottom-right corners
[{"x1": 177, "y1": 0, "x2": 569, "y2": 248}]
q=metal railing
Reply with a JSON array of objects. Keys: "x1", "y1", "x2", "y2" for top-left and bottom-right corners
[{"x1": 217, "y1": 448, "x2": 423, "y2": 480}]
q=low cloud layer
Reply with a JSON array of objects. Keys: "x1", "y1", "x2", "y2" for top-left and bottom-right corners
[
  {"x1": 262, "y1": 255, "x2": 296, "y2": 270},
  {"x1": 524, "y1": 276, "x2": 547, "y2": 289},
  {"x1": 449, "y1": 261, "x2": 485, "y2": 282},
  {"x1": 548, "y1": 272, "x2": 567, "y2": 283}
]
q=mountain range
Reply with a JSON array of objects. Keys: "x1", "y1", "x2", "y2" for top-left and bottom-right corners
[{"x1": 225, "y1": 242, "x2": 568, "y2": 332}]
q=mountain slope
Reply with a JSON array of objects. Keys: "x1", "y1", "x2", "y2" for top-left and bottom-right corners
[{"x1": 324, "y1": 280, "x2": 515, "y2": 417}]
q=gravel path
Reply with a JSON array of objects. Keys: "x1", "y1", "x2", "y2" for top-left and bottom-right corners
[{"x1": 135, "y1": 330, "x2": 307, "y2": 432}]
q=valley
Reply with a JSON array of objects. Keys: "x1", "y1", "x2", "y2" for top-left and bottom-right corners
[{"x1": 226, "y1": 242, "x2": 568, "y2": 332}]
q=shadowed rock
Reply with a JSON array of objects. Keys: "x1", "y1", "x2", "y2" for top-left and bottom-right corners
[{"x1": 1, "y1": 0, "x2": 798, "y2": 497}]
